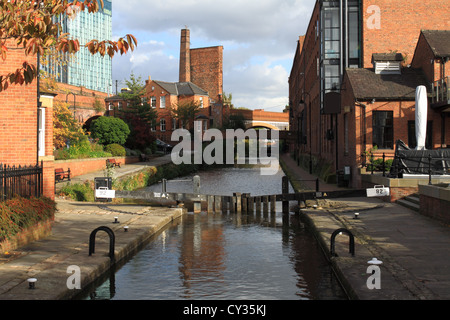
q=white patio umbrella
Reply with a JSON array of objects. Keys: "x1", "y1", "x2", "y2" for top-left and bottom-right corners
[{"x1": 415, "y1": 85, "x2": 428, "y2": 150}]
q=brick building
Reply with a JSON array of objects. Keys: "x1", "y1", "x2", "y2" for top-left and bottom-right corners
[
  {"x1": 0, "y1": 40, "x2": 55, "y2": 199},
  {"x1": 289, "y1": 0, "x2": 450, "y2": 187}
]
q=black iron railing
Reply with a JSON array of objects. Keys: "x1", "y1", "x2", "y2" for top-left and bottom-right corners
[
  {"x1": 0, "y1": 162, "x2": 43, "y2": 201},
  {"x1": 361, "y1": 151, "x2": 450, "y2": 184}
]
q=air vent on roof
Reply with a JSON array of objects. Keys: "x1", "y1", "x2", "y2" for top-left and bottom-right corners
[{"x1": 372, "y1": 53, "x2": 403, "y2": 75}]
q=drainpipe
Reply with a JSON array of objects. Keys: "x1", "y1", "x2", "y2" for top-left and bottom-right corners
[
  {"x1": 355, "y1": 101, "x2": 367, "y2": 164},
  {"x1": 37, "y1": 52, "x2": 41, "y2": 165}
]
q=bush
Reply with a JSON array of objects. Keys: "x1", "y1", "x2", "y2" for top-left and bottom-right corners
[
  {"x1": 105, "y1": 143, "x2": 126, "y2": 156},
  {"x1": 0, "y1": 197, "x2": 56, "y2": 242},
  {"x1": 90, "y1": 116, "x2": 130, "y2": 145},
  {"x1": 59, "y1": 182, "x2": 94, "y2": 202},
  {"x1": 54, "y1": 140, "x2": 112, "y2": 160}
]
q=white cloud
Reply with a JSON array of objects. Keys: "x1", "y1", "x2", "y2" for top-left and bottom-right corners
[{"x1": 111, "y1": 0, "x2": 315, "y2": 109}]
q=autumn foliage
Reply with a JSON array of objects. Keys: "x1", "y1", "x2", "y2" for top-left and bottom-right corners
[{"x1": 0, "y1": 0, "x2": 137, "y2": 92}]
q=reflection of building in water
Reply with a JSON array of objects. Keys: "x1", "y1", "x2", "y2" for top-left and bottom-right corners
[{"x1": 178, "y1": 215, "x2": 226, "y2": 297}]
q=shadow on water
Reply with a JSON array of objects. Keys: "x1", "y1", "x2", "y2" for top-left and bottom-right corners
[{"x1": 75, "y1": 167, "x2": 348, "y2": 300}]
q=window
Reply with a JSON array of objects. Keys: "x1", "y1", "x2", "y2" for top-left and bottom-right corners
[
  {"x1": 172, "y1": 118, "x2": 177, "y2": 130},
  {"x1": 160, "y1": 96, "x2": 166, "y2": 108},
  {"x1": 108, "y1": 103, "x2": 113, "y2": 111},
  {"x1": 372, "y1": 111, "x2": 393, "y2": 149},
  {"x1": 118, "y1": 102, "x2": 122, "y2": 110},
  {"x1": 160, "y1": 118, "x2": 166, "y2": 132},
  {"x1": 200, "y1": 97, "x2": 203, "y2": 108},
  {"x1": 151, "y1": 96, "x2": 156, "y2": 108}
]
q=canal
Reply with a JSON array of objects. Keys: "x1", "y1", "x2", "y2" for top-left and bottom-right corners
[{"x1": 77, "y1": 166, "x2": 348, "y2": 300}]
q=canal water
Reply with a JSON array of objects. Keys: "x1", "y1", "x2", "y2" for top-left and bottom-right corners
[{"x1": 78, "y1": 166, "x2": 347, "y2": 300}]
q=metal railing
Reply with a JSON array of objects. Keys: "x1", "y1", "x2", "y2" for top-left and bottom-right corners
[
  {"x1": 431, "y1": 76, "x2": 449, "y2": 104},
  {"x1": 361, "y1": 152, "x2": 450, "y2": 184},
  {"x1": 0, "y1": 162, "x2": 43, "y2": 201}
]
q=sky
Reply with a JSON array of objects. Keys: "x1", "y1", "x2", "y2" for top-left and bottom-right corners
[{"x1": 110, "y1": 0, "x2": 316, "y2": 113}]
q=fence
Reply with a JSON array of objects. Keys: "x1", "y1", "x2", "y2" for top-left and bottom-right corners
[
  {"x1": 0, "y1": 162, "x2": 43, "y2": 201},
  {"x1": 362, "y1": 152, "x2": 450, "y2": 184}
]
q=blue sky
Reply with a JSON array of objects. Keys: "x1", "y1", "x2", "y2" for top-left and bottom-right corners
[{"x1": 110, "y1": 0, "x2": 316, "y2": 112}]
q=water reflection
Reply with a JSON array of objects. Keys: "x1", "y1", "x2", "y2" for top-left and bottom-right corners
[{"x1": 79, "y1": 167, "x2": 347, "y2": 300}]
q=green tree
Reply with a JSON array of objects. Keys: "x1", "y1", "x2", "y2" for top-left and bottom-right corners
[
  {"x1": 90, "y1": 116, "x2": 130, "y2": 145},
  {"x1": 169, "y1": 101, "x2": 202, "y2": 131},
  {"x1": 117, "y1": 73, "x2": 158, "y2": 150}
]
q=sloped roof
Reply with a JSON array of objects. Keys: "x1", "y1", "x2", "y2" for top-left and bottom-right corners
[
  {"x1": 345, "y1": 67, "x2": 429, "y2": 100},
  {"x1": 421, "y1": 30, "x2": 450, "y2": 58},
  {"x1": 372, "y1": 53, "x2": 403, "y2": 62},
  {"x1": 154, "y1": 81, "x2": 209, "y2": 96}
]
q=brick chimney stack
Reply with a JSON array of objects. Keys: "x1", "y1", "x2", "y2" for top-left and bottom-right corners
[{"x1": 179, "y1": 28, "x2": 190, "y2": 82}]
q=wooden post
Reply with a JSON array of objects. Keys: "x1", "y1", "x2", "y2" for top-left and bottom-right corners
[
  {"x1": 194, "y1": 201, "x2": 201, "y2": 213},
  {"x1": 222, "y1": 196, "x2": 228, "y2": 213},
  {"x1": 230, "y1": 195, "x2": 235, "y2": 213},
  {"x1": 255, "y1": 196, "x2": 261, "y2": 213},
  {"x1": 270, "y1": 195, "x2": 276, "y2": 214},
  {"x1": 235, "y1": 192, "x2": 242, "y2": 214},
  {"x1": 263, "y1": 196, "x2": 268, "y2": 214},
  {"x1": 215, "y1": 196, "x2": 222, "y2": 213},
  {"x1": 282, "y1": 176, "x2": 289, "y2": 214},
  {"x1": 242, "y1": 193, "x2": 249, "y2": 213},
  {"x1": 248, "y1": 196, "x2": 254, "y2": 214},
  {"x1": 207, "y1": 195, "x2": 214, "y2": 213}
]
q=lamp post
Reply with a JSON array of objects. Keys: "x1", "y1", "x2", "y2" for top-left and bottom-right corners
[
  {"x1": 66, "y1": 92, "x2": 76, "y2": 119},
  {"x1": 300, "y1": 92, "x2": 312, "y2": 174}
]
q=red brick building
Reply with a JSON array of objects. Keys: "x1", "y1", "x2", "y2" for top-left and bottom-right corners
[
  {"x1": 0, "y1": 40, "x2": 55, "y2": 199},
  {"x1": 289, "y1": 0, "x2": 450, "y2": 187}
]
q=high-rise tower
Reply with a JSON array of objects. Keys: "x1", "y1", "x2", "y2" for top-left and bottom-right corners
[{"x1": 42, "y1": 0, "x2": 113, "y2": 94}]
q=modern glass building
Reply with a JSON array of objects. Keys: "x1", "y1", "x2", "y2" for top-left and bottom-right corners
[
  {"x1": 43, "y1": 0, "x2": 113, "y2": 94},
  {"x1": 320, "y1": 0, "x2": 361, "y2": 111}
]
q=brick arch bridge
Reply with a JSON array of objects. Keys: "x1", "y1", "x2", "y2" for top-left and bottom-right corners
[{"x1": 230, "y1": 108, "x2": 289, "y2": 131}]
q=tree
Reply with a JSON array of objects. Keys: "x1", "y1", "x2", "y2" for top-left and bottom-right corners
[
  {"x1": 53, "y1": 101, "x2": 86, "y2": 149},
  {"x1": 169, "y1": 101, "x2": 202, "y2": 131},
  {"x1": 90, "y1": 116, "x2": 130, "y2": 145},
  {"x1": 0, "y1": 0, "x2": 137, "y2": 92},
  {"x1": 117, "y1": 73, "x2": 158, "y2": 151}
]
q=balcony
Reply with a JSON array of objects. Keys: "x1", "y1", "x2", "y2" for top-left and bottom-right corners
[{"x1": 431, "y1": 77, "x2": 450, "y2": 110}]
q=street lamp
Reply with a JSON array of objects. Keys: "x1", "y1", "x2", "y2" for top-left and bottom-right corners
[
  {"x1": 66, "y1": 92, "x2": 76, "y2": 119},
  {"x1": 300, "y1": 92, "x2": 312, "y2": 174}
]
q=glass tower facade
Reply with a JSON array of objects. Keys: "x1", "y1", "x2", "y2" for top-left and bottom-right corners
[
  {"x1": 320, "y1": 0, "x2": 361, "y2": 111},
  {"x1": 43, "y1": 0, "x2": 113, "y2": 94}
]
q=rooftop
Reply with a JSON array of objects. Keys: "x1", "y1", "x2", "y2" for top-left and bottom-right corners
[
  {"x1": 345, "y1": 67, "x2": 429, "y2": 100},
  {"x1": 421, "y1": 30, "x2": 450, "y2": 58}
]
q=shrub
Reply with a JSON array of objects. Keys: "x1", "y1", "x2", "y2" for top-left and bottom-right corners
[
  {"x1": 105, "y1": 143, "x2": 126, "y2": 156},
  {"x1": 90, "y1": 116, "x2": 130, "y2": 145},
  {"x1": 59, "y1": 182, "x2": 95, "y2": 202},
  {"x1": 54, "y1": 140, "x2": 112, "y2": 160},
  {"x1": 0, "y1": 197, "x2": 56, "y2": 242}
]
